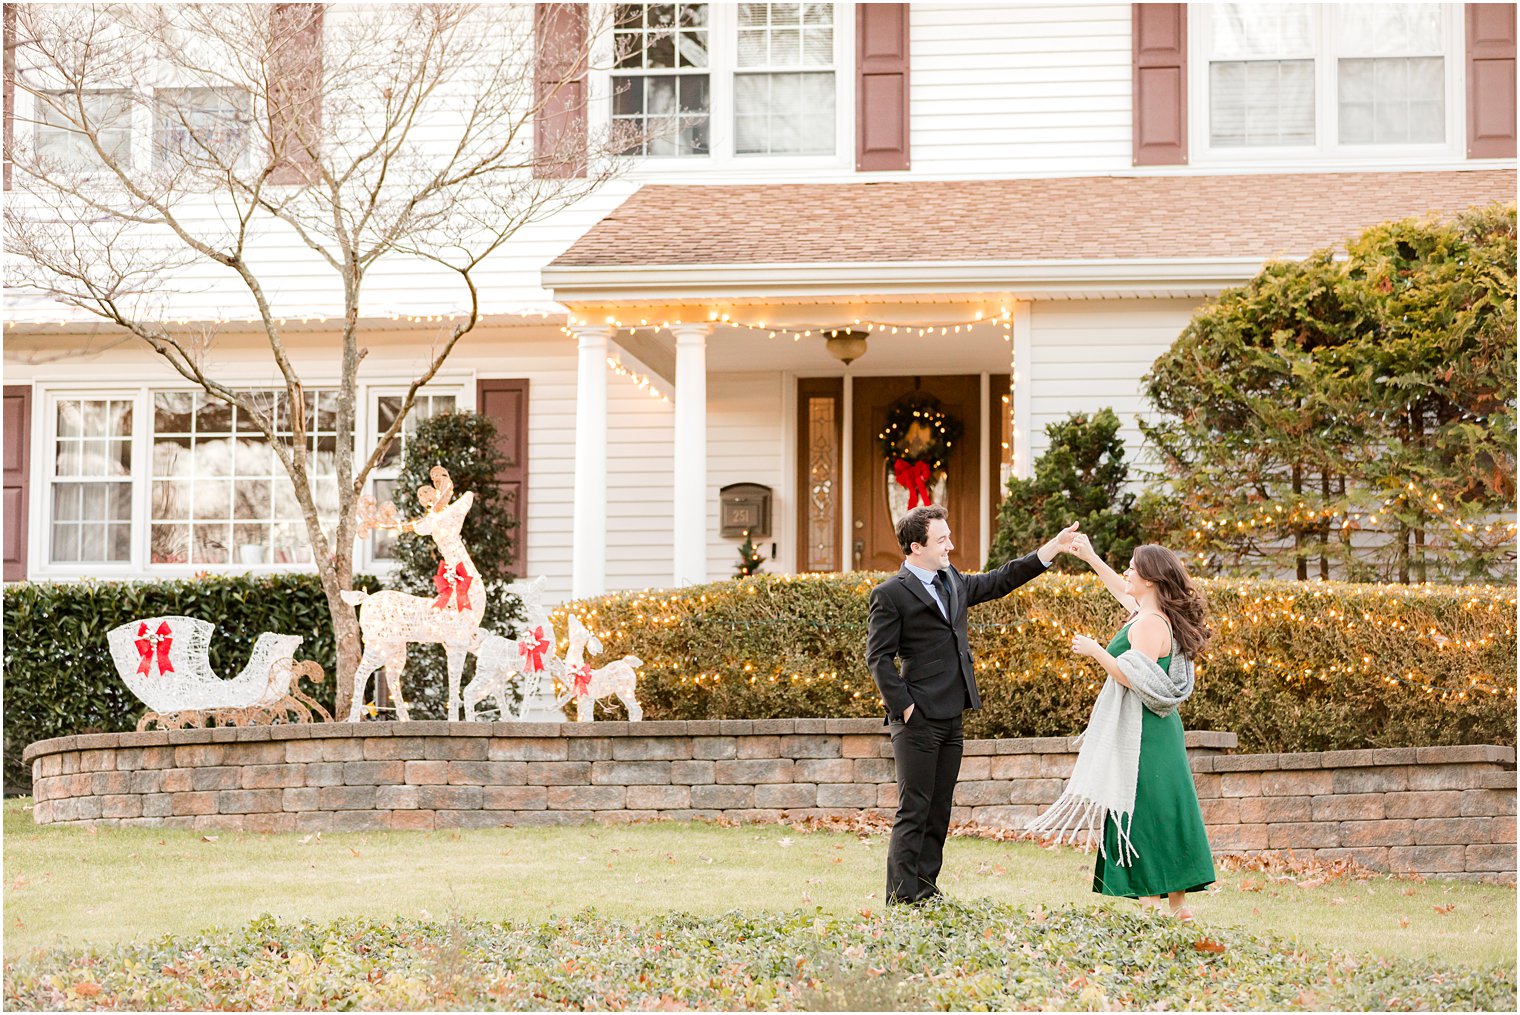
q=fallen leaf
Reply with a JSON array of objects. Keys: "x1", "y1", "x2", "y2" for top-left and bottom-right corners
[
  {"x1": 348, "y1": 847, "x2": 361, "y2": 858},
  {"x1": 1398, "y1": 916, "x2": 1410, "y2": 928},
  {"x1": 830, "y1": 856, "x2": 843, "y2": 865},
  {"x1": 1193, "y1": 939, "x2": 1227, "y2": 954},
  {"x1": 778, "y1": 837, "x2": 794, "y2": 848},
  {"x1": 200, "y1": 835, "x2": 218, "y2": 843},
  {"x1": 1433, "y1": 903, "x2": 1455, "y2": 915},
  {"x1": 71, "y1": 982, "x2": 102, "y2": 997},
  {"x1": 1401, "y1": 886, "x2": 1417, "y2": 897}
]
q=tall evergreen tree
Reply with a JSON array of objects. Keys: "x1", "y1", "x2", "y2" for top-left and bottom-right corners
[{"x1": 1142, "y1": 204, "x2": 1516, "y2": 582}]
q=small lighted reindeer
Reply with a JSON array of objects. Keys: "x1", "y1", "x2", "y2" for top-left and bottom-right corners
[
  {"x1": 343, "y1": 466, "x2": 483, "y2": 722},
  {"x1": 555, "y1": 614, "x2": 644, "y2": 722},
  {"x1": 461, "y1": 575, "x2": 555, "y2": 721}
]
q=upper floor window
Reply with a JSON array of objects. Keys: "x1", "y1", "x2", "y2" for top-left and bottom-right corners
[
  {"x1": 605, "y1": 2, "x2": 844, "y2": 164},
  {"x1": 612, "y1": 4, "x2": 712, "y2": 156},
  {"x1": 1195, "y1": 3, "x2": 1457, "y2": 159},
  {"x1": 153, "y1": 87, "x2": 251, "y2": 170},
  {"x1": 735, "y1": 2, "x2": 836, "y2": 155},
  {"x1": 34, "y1": 90, "x2": 132, "y2": 170}
]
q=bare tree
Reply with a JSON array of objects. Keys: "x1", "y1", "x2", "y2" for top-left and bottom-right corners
[{"x1": 6, "y1": 3, "x2": 627, "y2": 718}]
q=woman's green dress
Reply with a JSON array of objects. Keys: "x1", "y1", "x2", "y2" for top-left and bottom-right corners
[{"x1": 1093, "y1": 621, "x2": 1217, "y2": 898}]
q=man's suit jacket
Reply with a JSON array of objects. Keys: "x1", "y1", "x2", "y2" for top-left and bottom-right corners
[{"x1": 866, "y1": 552, "x2": 1049, "y2": 722}]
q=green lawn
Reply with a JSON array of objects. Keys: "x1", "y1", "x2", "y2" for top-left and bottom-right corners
[{"x1": 4, "y1": 799, "x2": 1513, "y2": 973}]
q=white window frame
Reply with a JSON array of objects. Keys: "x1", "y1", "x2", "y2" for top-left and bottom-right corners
[
  {"x1": 38, "y1": 389, "x2": 141, "y2": 576},
  {"x1": 31, "y1": 88, "x2": 137, "y2": 172},
  {"x1": 1188, "y1": 3, "x2": 1465, "y2": 166},
  {"x1": 27, "y1": 377, "x2": 473, "y2": 580},
  {"x1": 590, "y1": 2, "x2": 855, "y2": 176},
  {"x1": 359, "y1": 382, "x2": 472, "y2": 573}
]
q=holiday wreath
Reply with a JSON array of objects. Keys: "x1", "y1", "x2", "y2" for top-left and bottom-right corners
[{"x1": 876, "y1": 393, "x2": 963, "y2": 509}]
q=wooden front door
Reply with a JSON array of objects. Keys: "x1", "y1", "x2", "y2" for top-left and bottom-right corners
[{"x1": 851, "y1": 375, "x2": 982, "y2": 572}]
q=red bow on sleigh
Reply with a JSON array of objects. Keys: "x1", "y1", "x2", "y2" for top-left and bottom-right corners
[
  {"x1": 519, "y1": 626, "x2": 550, "y2": 673},
  {"x1": 134, "y1": 622, "x2": 174, "y2": 677},
  {"x1": 893, "y1": 458, "x2": 934, "y2": 509},
  {"x1": 431, "y1": 561, "x2": 473, "y2": 611},
  {"x1": 571, "y1": 663, "x2": 593, "y2": 696}
]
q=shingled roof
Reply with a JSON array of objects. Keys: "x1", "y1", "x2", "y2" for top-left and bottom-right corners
[{"x1": 551, "y1": 170, "x2": 1516, "y2": 268}]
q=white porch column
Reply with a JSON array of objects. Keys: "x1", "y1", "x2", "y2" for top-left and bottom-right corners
[
  {"x1": 1012, "y1": 302, "x2": 1034, "y2": 480},
  {"x1": 670, "y1": 322, "x2": 712, "y2": 586},
  {"x1": 572, "y1": 324, "x2": 613, "y2": 599}
]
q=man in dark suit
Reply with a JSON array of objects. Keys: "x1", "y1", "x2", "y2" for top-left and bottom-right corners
[{"x1": 867, "y1": 504, "x2": 1077, "y2": 904}]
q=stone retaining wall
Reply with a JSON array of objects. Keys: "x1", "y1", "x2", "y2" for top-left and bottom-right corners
[{"x1": 22, "y1": 720, "x2": 1516, "y2": 879}]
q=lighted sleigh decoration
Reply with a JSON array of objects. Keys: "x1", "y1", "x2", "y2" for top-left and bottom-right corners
[{"x1": 107, "y1": 617, "x2": 331, "y2": 730}]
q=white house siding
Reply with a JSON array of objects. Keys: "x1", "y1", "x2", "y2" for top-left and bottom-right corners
[
  {"x1": 908, "y1": 3, "x2": 1134, "y2": 177},
  {"x1": 1025, "y1": 299, "x2": 1200, "y2": 471},
  {"x1": 703, "y1": 373, "x2": 788, "y2": 584}
]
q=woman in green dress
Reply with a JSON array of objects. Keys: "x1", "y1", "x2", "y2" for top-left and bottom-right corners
[{"x1": 1066, "y1": 538, "x2": 1216, "y2": 920}]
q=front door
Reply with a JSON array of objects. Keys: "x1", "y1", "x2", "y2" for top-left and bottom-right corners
[{"x1": 850, "y1": 375, "x2": 983, "y2": 572}]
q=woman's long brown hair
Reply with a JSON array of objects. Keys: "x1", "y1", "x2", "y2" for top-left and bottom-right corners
[{"x1": 1132, "y1": 544, "x2": 1212, "y2": 658}]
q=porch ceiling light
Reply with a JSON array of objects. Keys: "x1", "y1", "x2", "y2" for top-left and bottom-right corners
[{"x1": 825, "y1": 330, "x2": 869, "y2": 366}]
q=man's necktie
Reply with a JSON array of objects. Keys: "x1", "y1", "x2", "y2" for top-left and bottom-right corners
[{"x1": 932, "y1": 570, "x2": 951, "y2": 619}]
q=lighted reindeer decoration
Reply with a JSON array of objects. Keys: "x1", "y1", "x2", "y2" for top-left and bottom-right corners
[
  {"x1": 461, "y1": 575, "x2": 557, "y2": 721},
  {"x1": 343, "y1": 466, "x2": 483, "y2": 722},
  {"x1": 556, "y1": 614, "x2": 644, "y2": 722}
]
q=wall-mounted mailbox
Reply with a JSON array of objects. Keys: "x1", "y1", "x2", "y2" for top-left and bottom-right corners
[{"x1": 719, "y1": 483, "x2": 772, "y2": 538}]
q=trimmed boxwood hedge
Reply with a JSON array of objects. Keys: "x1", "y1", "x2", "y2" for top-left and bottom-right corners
[
  {"x1": 555, "y1": 573, "x2": 1516, "y2": 753},
  {"x1": 1, "y1": 574, "x2": 378, "y2": 792},
  {"x1": 5, "y1": 572, "x2": 1514, "y2": 792}
]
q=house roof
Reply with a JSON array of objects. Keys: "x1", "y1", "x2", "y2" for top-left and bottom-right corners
[{"x1": 549, "y1": 170, "x2": 1516, "y2": 269}]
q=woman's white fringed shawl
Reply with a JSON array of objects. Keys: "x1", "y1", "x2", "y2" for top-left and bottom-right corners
[{"x1": 1025, "y1": 648, "x2": 1195, "y2": 866}]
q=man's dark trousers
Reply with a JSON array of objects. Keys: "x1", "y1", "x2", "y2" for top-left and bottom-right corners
[
  {"x1": 866, "y1": 551, "x2": 1049, "y2": 906},
  {"x1": 885, "y1": 711, "x2": 963, "y2": 903}
]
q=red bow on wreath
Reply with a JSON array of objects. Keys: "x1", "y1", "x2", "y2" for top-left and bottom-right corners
[
  {"x1": 571, "y1": 663, "x2": 593, "y2": 696},
  {"x1": 134, "y1": 621, "x2": 174, "y2": 677},
  {"x1": 893, "y1": 458, "x2": 934, "y2": 509},
  {"x1": 518, "y1": 626, "x2": 550, "y2": 673},
  {"x1": 431, "y1": 561, "x2": 473, "y2": 611}
]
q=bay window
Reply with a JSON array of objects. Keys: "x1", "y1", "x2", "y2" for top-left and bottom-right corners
[{"x1": 36, "y1": 383, "x2": 463, "y2": 576}]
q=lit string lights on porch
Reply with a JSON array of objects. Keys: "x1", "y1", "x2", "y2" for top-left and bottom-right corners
[{"x1": 565, "y1": 306, "x2": 1017, "y2": 343}]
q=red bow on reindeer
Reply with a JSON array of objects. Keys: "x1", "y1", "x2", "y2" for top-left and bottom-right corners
[
  {"x1": 518, "y1": 626, "x2": 550, "y2": 673},
  {"x1": 134, "y1": 622, "x2": 174, "y2": 677},
  {"x1": 431, "y1": 561, "x2": 473, "y2": 611},
  {"x1": 893, "y1": 458, "x2": 934, "y2": 509},
  {"x1": 571, "y1": 663, "x2": 593, "y2": 696}
]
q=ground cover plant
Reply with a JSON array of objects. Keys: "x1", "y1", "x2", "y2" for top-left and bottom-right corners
[{"x1": 5, "y1": 800, "x2": 1514, "y2": 1011}]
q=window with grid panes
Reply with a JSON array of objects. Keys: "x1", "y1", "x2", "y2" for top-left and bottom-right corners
[
  {"x1": 153, "y1": 86, "x2": 251, "y2": 169},
  {"x1": 1202, "y1": 3, "x2": 1451, "y2": 153},
  {"x1": 149, "y1": 389, "x2": 339, "y2": 566},
  {"x1": 34, "y1": 90, "x2": 133, "y2": 170},
  {"x1": 735, "y1": 3, "x2": 835, "y2": 155},
  {"x1": 49, "y1": 398, "x2": 133, "y2": 564},
  {"x1": 612, "y1": 4, "x2": 711, "y2": 156},
  {"x1": 368, "y1": 392, "x2": 459, "y2": 561}
]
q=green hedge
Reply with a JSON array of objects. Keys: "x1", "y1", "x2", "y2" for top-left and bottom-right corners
[
  {"x1": 557, "y1": 573, "x2": 1516, "y2": 753},
  {"x1": 1, "y1": 575, "x2": 378, "y2": 792}
]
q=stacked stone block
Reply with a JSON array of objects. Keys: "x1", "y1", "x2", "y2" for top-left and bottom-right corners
[{"x1": 23, "y1": 720, "x2": 1514, "y2": 879}]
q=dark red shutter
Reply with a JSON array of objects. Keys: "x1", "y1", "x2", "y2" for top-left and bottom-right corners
[
  {"x1": 3, "y1": 385, "x2": 32, "y2": 581},
  {"x1": 4, "y1": 5, "x2": 16, "y2": 190},
  {"x1": 1132, "y1": 3, "x2": 1188, "y2": 166},
  {"x1": 1467, "y1": 4, "x2": 1517, "y2": 158},
  {"x1": 268, "y1": 4, "x2": 325, "y2": 185},
  {"x1": 476, "y1": 379, "x2": 529, "y2": 573},
  {"x1": 856, "y1": 3, "x2": 910, "y2": 171},
  {"x1": 534, "y1": 3, "x2": 588, "y2": 178}
]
